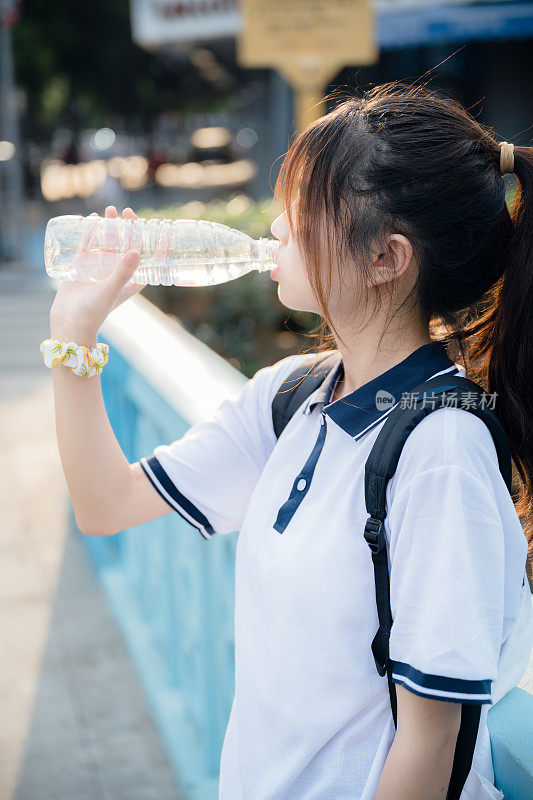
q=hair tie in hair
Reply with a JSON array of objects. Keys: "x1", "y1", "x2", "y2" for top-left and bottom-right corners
[{"x1": 499, "y1": 141, "x2": 514, "y2": 175}]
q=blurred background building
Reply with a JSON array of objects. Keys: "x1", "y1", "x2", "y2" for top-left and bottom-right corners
[{"x1": 2, "y1": 0, "x2": 533, "y2": 238}]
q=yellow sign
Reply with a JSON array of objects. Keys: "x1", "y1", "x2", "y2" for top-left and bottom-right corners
[{"x1": 237, "y1": 0, "x2": 378, "y2": 131}]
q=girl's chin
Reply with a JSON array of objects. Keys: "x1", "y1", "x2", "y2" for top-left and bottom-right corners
[{"x1": 276, "y1": 286, "x2": 316, "y2": 314}]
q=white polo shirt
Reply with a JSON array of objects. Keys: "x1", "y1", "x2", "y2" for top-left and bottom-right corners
[{"x1": 138, "y1": 341, "x2": 533, "y2": 800}]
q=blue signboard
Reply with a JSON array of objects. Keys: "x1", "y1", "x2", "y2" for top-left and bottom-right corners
[{"x1": 379, "y1": 2, "x2": 533, "y2": 49}]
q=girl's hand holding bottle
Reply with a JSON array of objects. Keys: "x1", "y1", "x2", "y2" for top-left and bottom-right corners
[{"x1": 49, "y1": 205, "x2": 146, "y2": 345}]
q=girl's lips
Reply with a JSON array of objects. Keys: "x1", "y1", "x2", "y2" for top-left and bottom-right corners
[{"x1": 270, "y1": 265, "x2": 279, "y2": 279}]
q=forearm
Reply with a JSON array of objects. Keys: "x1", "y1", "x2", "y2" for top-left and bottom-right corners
[
  {"x1": 50, "y1": 322, "x2": 133, "y2": 534},
  {"x1": 374, "y1": 728, "x2": 457, "y2": 800}
]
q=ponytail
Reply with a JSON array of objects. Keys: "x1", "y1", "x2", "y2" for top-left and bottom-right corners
[{"x1": 460, "y1": 145, "x2": 533, "y2": 582}]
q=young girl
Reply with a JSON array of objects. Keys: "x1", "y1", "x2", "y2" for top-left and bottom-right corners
[{"x1": 48, "y1": 82, "x2": 533, "y2": 800}]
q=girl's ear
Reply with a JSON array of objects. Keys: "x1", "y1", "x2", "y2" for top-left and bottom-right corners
[{"x1": 372, "y1": 234, "x2": 415, "y2": 285}]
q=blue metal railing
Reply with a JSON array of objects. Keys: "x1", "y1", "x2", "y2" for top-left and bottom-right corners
[
  {"x1": 79, "y1": 294, "x2": 533, "y2": 800},
  {"x1": 80, "y1": 294, "x2": 246, "y2": 800},
  {"x1": 489, "y1": 687, "x2": 533, "y2": 800}
]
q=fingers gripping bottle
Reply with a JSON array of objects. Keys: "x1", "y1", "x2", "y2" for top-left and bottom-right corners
[{"x1": 44, "y1": 214, "x2": 280, "y2": 286}]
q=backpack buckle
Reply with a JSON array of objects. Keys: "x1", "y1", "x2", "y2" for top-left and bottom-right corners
[{"x1": 364, "y1": 516, "x2": 386, "y2": 554}]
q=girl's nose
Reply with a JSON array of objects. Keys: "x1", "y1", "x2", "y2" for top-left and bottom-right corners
[{"x1": 271, "y1": 212, "x2": 287, "y2": 243}]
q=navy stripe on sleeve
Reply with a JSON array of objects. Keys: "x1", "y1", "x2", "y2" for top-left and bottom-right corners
[
  {"x1": 391, "y1": 661, "x2": 492, "y2": 705},
  {"x1": 139, "y1": 455, "x2": 216, "y2": 541}
]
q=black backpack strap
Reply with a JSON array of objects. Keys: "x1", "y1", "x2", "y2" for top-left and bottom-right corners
[
  {"x1": 363, "y1": 374, "x2": 512, "y2": 800},
  {"x1": 271, "y1": 351, "x2": 339, "y2": 439}
]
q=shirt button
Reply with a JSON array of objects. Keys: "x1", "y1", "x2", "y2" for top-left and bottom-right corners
[{"x1": 296, "y1": 478, "x2": 307, "y2": 491}]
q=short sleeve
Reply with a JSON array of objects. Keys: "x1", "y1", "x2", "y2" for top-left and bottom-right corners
[
  {"x1": 386, "y1": 462, "x2": 506, "y2": 705},
  {"x1": 136, "y1": 353, "x2": 310, "y2": 540}
]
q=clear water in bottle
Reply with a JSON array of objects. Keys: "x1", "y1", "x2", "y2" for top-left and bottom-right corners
[{"x1": 44, "y1": 214, "x2": 280, "y2": 286}]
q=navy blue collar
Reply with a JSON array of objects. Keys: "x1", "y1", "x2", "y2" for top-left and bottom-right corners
[{"x1": 302, "y1": 341, "x2": 458, "y2": 439}]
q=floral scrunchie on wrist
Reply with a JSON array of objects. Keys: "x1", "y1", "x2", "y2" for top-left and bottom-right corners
[{"x1": 40, "y1": 339, "x2": 109, "y2": 377}]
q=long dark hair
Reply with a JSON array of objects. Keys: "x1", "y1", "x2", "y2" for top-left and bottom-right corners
[{"x1": 273, "y1": 81, "x2": 533, "y2": 572}]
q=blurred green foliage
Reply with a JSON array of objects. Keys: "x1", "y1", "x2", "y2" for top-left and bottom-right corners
[
  {"x1": 139, "y1": 194, "x2": 278, "y2": 239},
  {"x1": 138, "y1": 194, "x2": 317, "y2": 377},
  {"x1": 505, "y1": 181, "x2": 518, "y2": 208}
]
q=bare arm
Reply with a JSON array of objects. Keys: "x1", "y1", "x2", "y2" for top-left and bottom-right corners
[
  {"x1": 50, "y1": 338, "x2": 172, "y2": 535},
  {"x1": 49, "y1": 205, "x2": 172, "y2": 536},
  {"x1": 374, "y1": 685, "x2": 462, "y2": 800}
]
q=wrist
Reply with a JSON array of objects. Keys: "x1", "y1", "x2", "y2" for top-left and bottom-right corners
[{"x1": 49, "y1": 323, "x2": 98, "y2": 349}]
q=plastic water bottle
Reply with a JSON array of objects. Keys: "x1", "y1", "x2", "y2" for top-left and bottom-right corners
[{"x1": 44, "y1": 214, "x2": 280, "y2": 286}]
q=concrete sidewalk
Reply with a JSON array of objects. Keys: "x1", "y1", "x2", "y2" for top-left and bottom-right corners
[{"x1": 0, "y1": 263, "x2": 181, "y2": 800}]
